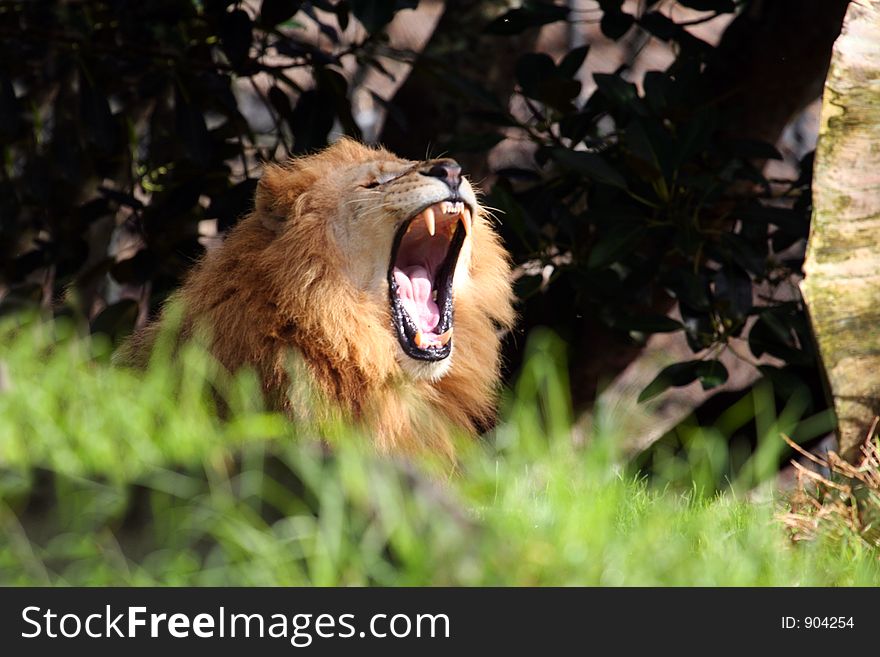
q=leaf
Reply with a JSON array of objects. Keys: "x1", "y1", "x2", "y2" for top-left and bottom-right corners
[
  {"x1": 485, "y1": 183, "x2": 536, "y2": 249},
  {"x1": 316, "y1": 18, "x2": 340, "y2": 43},
  {"x1": 557, "y1": 46, "x2": 589, "y2": 79},
  {"x1": 587, "y1": 224, "x2": 646, "y2": 269},
  {"x1": 91, "y1": 300, "x2": 140, "y2": 345},
  {"x1": 748, "y1": 309, "x2": 809, "y2": 365},
  {"x1": 316, "y1": 68, "x2": 362, "y2": 140},
  {"x1": 550, "y1": 148, "x2": 628, "y2": 189},
  {"x1": 663, "y1": 269, "x2": 710, "y2": 311},
  {"x1": 349, "y1": 0, "x2": 415, "y2": 33},
  {"x1": 638, "y1": 11, "x2": 680, "y2": 41},
  {"x1": 697, "y1": 360, "x2": 729, "y2": 390},
  {"x1": 111, "y1": 249, "x2": 158, "y2": 286},
  {"x1": 516, "y1": 53, "x2": 580, "y2": 110},
  {"x1": 484, "y1": 2, "x2": 569, "y2": 35},
  {"x1": 0, "y1": 76, "x2": 25, "y2": 143},
  {"x1": 677, "y1": 0, "x2": 736, "y2": 12},
  {"x1": 516, "y1": 53, "x2": 557, "y2": 96},
  {"x1": 437, "y1": 132, "x2": 505, "y2": 154},
  {"x1": 268, "y1": 85, "x2": 295, "y2": 124},
  {"x1": 674, "y1": 108, "x2": 716, "y2": 167},
  {"x1": 642, "y1": 71, "x2": 672, "y2": 113},
  {"x1": 514, "y1": 274, "x2": 544, "y2": 300},
  {"x1": 714, "y1": 265, "x2": 753, "y2": 322},
  {"x1": 174, "y1": 87, "x2": 212, "y2": 167},
  {"x1": 79, "y1": 76, "x2": 118, "y2": 154},
  {"x1": 624, "y1": 117, "x2": 675, "y2": 186},
  {"x1": 638, "y1": 12, "x2": 712, "y2": 53},
  {"x1": 593, "y1": 73, "x2": 638, "y2": 108},
  {"x1": 98, "y1": 187, "x2": 144, "y2": 211},
  {"x1": 720, "y1": 233, "x2": 767, "y2": 277},
  {"x1": 260, "y1": 0, "x2": 303, "y2": 26},
  {"x1": 437, "y1": 68, "x2": 504, "y2": 110},
  {"x1": 559, "y1": 112, "x2": 595, "y2": 144},
  {"x1": 290, "y1": 89, "x2": 335, "y2": 154},
  {"x1": 335, "y1": 1, "x2": 350, "y2": 30},
  {"x1": 757, "y1": 365, "x2": 815, "y2": 413},
  {"x1": 600, "y1": 10, "x2": 634, "y2": 40},
  {"x1": 220, "y1": 9, "x2": 253, "y2": 67},
  {"x1": 208, "y1": 179, "x2": 259, "y2": 231},
  {"x1": 639, "y1": 360, "x2": 728, "y2": 402}
]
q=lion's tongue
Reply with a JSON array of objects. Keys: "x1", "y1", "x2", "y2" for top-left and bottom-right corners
[{"x1": 393, "y1": 265, "x2": 440, "y2": 337}]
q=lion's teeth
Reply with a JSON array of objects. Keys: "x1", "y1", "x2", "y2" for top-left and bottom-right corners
[
  {"x1": 414, "y1": 329, "x2": 450, "y2": 349},
  {"x1": 439, "y1": 201, "x2": 465, "y2": 216},
  {"x1": 461, "y1": 207, "x2": 472, "y2": 237},
  {"x1": 423, "y1": 206, "x2": 435, "y2": 236},
  {"x1": 437, "y1": 328, "x2": 453, "y2": 345}
]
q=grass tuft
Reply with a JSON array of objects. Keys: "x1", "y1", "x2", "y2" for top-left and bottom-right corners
[
  {"x1": 780, "y1": 422, "x2": 880, "y2": 551},
  {"x1": 0, "y1": 316, "x2": 878, "y2": 585}
]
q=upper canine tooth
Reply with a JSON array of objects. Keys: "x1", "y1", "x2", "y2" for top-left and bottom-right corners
[
  {"x1": 423, "y1": 206, "x2": 435, "y2": 236},
  {"x1": 461, "y1": 207, "x2": 472, "y2": 237}
]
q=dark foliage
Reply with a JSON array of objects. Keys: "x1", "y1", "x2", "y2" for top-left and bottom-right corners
[
  {"x1": 1, "y1": 0, "x2": 827, "y2": 447},
  {"x1": 0, "y1": 0, "x2": 398, "y2": 337}
]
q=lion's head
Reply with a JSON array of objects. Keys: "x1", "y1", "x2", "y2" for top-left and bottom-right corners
[{"x1": 123, "y1": 139, "x2": 515, "y2": 456}]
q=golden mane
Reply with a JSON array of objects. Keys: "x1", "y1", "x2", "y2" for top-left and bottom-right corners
[{"x1": 120, "y1": 139, "x2": 515, "y2": 458}]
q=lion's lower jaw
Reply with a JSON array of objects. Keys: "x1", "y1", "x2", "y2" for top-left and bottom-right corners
[{"x1": 396, "y1": 347, "x2": 454, "y2": 382}]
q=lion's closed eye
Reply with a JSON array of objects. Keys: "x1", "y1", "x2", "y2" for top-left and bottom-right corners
[{"x1": 362, "y1": 170, "x2": 405, "y2": 189}]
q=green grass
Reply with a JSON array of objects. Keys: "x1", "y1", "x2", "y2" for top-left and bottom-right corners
[{"x1": 0, "y1": 315, "x2": 877, "y2": 586}]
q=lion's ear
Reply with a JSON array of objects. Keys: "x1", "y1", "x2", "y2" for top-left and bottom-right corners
[
  {"x1": 255, "y1": 165, "x2": 291, "y2": 232},
  {"x1": 254, "y1": 162, "x2": 316, "y2": 232},
  {"x1": 258, "y1": 207, "x2": 286, "y2": 233}
]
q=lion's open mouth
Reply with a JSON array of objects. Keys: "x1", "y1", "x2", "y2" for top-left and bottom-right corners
[{"x1": 388, "y1": 200, "x2": 472, "y2": 361}]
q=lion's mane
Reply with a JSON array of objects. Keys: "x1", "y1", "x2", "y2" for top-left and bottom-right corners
[{"x1": 121, "y1": 140, "x2": 515, "y2": 457}]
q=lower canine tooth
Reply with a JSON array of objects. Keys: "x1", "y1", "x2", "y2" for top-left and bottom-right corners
[
  {"x1": 437, "y1": 328, "x2": 453, "y2": 345},
  {"x1": 414, "y1": 332, "x2": 425, "y2": 348}
]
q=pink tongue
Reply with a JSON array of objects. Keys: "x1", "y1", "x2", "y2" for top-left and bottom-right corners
[{"x1": 393, "y1": 265, "x2": 440, "y2": 336}]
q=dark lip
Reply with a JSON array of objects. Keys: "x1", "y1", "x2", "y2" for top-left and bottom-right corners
[{"x1": 387, "y1": 197, "x2": 471, "y2": 362}]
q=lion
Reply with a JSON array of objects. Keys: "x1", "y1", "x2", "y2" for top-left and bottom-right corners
[{"x1": 119, "y1": 139, "x2": 515, "y2": 458}]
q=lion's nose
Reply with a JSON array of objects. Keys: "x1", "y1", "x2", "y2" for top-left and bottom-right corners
[{"x1": 421, "y1": 159, "x2": 462, "y2": 192}]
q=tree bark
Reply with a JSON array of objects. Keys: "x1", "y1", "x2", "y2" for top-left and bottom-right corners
[{"x1": 801, "y1": 1, "x2": 880, "y2": 462}]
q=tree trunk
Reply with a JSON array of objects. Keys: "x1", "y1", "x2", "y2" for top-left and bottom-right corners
[{"x1": 801, "y1": 1, "x2": 880, "y2": 462}]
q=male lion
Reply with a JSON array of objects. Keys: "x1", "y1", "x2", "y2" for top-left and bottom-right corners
[{"x1": 120, "y1": 139, "x2": 515, "y2": 457}]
